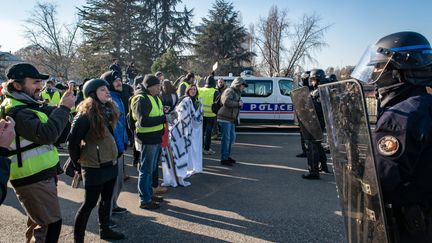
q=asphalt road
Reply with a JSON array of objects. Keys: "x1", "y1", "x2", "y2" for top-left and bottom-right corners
[{"x1": 0, "y1": 130, "x2": 345, "y2": 243}]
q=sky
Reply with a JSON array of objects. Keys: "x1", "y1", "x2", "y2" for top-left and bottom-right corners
[{"x1": 1, "y1": 0, "x2": 431, "y2": 71}]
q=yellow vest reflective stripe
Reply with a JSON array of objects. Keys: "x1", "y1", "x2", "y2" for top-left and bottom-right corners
[
  {"x1": 1, "y1": 98, "x2": 59, "y2": 180},
  {"x1": 198, "y1": 87, "x2": 216, "y2": 117},
  {"x1": 41, "y1": 90, "x2": 61, "y2": 106},
  {"x1": 131, "y1": 94, "x2": 164, "y2": 133}
]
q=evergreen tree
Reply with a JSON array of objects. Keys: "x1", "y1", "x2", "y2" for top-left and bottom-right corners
[
  {"x1": 193, "y1": 0, "x2": 252, "y2": 75},
  {"x1": 78, "y1": 0, "x2": 193, "y2": 74},
  {"x1": 151, "y1": 48, "x2": 184, "y2": 81}
]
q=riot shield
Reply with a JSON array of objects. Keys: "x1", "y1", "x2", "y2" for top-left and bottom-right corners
[
  {"x1": 319, "y1": 79, "x2": 388, "y2": 243},
  {"x1": 291, "y1": 86, "x2": 323, "y2": 141}
]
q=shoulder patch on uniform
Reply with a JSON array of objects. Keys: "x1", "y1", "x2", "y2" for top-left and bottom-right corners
[{"x1": 377, "y1": 135, "x2": 399, "y2": 156}]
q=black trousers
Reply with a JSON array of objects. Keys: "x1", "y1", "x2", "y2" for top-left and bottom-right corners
[
  {"x1": 203, "y1": 117, "x2": 216, "y2": 150},
  {"x1": 74, "y1": 178, "x2": 116, "y2": 240},
  {"x1": 306, "y1": 141, "x2": 326, "y2": 175}
]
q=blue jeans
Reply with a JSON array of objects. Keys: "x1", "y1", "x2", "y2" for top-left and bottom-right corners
[
  {"x1": 219, "y1": 121, "x2": 236, "y2": 160},
  {"x1": 138, "y1": 143, "x2": 161, "y2": 203}
]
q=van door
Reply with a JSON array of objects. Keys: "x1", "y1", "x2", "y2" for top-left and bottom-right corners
[
  {"x1": 240, "y1": 79, "x2": 276, "y2": 122},
  {"x1": 276, "y1": 79, "x2": 295, "y2": 122}
]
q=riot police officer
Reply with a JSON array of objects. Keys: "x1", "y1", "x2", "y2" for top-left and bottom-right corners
[
  {"x1": 351, "y1": 31, "x2": 432, "y2": 242},
  {"x1": 302, "y1": 69, "x2": 329, "y2": 179},
  {"x1": 296, "y1": 71, "x2": 311, "y2": 158}
]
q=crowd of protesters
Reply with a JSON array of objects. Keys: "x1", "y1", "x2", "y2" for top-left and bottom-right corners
[{"x1": 0, "y1": 60, "x2": 245, "y2": 242}]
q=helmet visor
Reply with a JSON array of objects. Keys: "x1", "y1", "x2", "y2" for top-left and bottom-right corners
[{"x1": 351, "y1": 44, "x2": 392, "y2": 84}]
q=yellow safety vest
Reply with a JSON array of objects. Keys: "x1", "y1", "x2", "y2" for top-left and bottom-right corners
[
  {"x1": 198, "y1": 87, "x2": 217, "y2": 117},
  {"x1": 41, "y1": 90, "x2": 61, "y2": 106},
  {"x1": 131, "y1": 94, "x2": 164, "y2": 133},
  {"x1": 0, "y1": 98, "x2": 59, "y2": 180},
  {"x1": 177, "y1": 81, "x2": 190, "y2": 96}
]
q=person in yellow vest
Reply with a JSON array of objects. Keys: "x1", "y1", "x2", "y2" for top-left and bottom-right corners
[
  {"x1": 131, "y1": 74, "x2": 166, "y2": 210},
  {"x1": 0, "y1": 63, "x2": 75, "y2": 242},
  {"x1": 177, "y1": 72, "x2": 195, "y2": 97},
  {"x1": 66, "y1": 80, "x2": 78, "y2": 115},
  {"x1": 41, "y1": 79, "x2": 61, "y2": 106},
  {"x1": 199, "y1": 75, "x2": 218, "y2": 155}
]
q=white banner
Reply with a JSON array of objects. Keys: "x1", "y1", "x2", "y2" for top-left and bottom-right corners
[{"x1": 163, "y1": 97, "x2": 203, "y2": 187}]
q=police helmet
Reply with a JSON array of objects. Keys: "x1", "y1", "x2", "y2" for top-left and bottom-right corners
[
  {"x1": 301, "y1": 71, "x2": 310, "y2": 80},
  {"x1": 326, "y1": 74, "x2": 337, "y2": 83},
  {"x1": 83, "y1": 79, "x2": 109, "y2": 98},
  {"x1": 351, "y1": 31, "x2": 432, "y2": 87},
  {"x1": 309, "y1": 69, "x2": 326, "y2": 83}
]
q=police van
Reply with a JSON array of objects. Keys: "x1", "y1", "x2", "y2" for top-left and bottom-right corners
[{"x1": 215, "y1": 74, "x2": 295, "y2": 124}]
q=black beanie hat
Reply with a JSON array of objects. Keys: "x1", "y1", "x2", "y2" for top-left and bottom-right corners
[
  {"x1": 143, "y1": 74, "x2": 160, "y2": 89},
  {"x1": 100, "y1": 70, "x2": 121, "y2": 91}
]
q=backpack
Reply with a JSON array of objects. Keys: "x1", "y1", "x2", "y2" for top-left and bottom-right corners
[
  {"x1": 126, "y1": 94, "x2": 146, "y2": 132},
  {"x1": 211, "y1": 91, "x2": 223, "y2": 114}
]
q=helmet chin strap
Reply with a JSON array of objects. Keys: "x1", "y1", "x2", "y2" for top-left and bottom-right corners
[{"x1": 375, "y1": 69, "x2": 402, "y2": 89}]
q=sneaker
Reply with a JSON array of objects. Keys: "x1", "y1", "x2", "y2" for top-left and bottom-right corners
[
  {"x1": 203, "y1": 149, "x2": 216, "y2": 155},
  {"x1": 153, "y1": 186, "x2": 167, "y2": 194},
  {"x1": 301, "y1": 173, "x2": 320, "y2": 180},
  {"x1": 139, "y1": 201, "x2": 160, "y2": 210},
  {"x1": 220, "y1": 160, "x2": 234, "y2": 166},
  {"x1": 100, "y1": 228, "x2": 125, "y2": 240},
  {"x1": 152, "y1": 195, "x2": 164, "y2": 203},
  {"x1": 296, "y1": 152, "x2": 307, "y2": 158},
  {"x1": 228, "y1": 157, "x2": 236, "y2": 163},
  {"x1": 203, "y1": 149, "x2": 211, "y2": 155},
  {"x1": 112, "y1": 206, "x2": 127, "y2": 214}
]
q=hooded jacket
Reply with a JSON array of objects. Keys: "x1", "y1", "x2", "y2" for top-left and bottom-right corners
[{"x1": 217, "y1": 78, "x2": 244, "y2": 123}]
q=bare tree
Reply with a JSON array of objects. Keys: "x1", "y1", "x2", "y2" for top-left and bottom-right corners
[
  {"x1": 284, "y1": 13, "x2": 331, "y2": 77},
  {"x1": 23, "y1": 2, "x2": 80, "y2": 79},
  {"x1": 255, "y1": 6, "x2": 289, "y2": 76}
]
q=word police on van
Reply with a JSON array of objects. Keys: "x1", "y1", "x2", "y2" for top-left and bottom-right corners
[{"x1": 215, "y1": 72, "x2": 295, "y2": 124}]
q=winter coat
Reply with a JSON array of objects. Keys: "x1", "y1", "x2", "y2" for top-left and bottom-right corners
[
  {"x1": 217, "y1": 79, "x2": 243, "y2": 123},
  {"x1": 110, "y1": 91, "x2": 128, "y2": 154},
  {"x1": 131, "y1": 85, "x2": 166, "y2": 145}
]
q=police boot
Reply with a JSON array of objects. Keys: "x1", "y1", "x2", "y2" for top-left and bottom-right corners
[
  {"x1": 319, "y1": 163, "x2": 331, "y2": 173},
  {"x1": 302, "y1": 173, "x2": 320, "y2": 179}
]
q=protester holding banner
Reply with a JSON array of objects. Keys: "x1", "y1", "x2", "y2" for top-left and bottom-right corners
[
  {"x1": 217, "y1": 77, "x2": 247, "y2": 166},
  {"x1": 131, "y1": 74, "x2": 166, "y2": 210},
  {"x1": 168, "y1": 84, "x2": 203, "y2": 185}
]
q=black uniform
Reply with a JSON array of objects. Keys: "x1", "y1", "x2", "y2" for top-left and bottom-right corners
[
  {"x1": 350, "y1": 31, "x2": 432, "y2": 242},
  {"x1": 374, "y1": 88, "x2": 432, "y2": 242}
]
